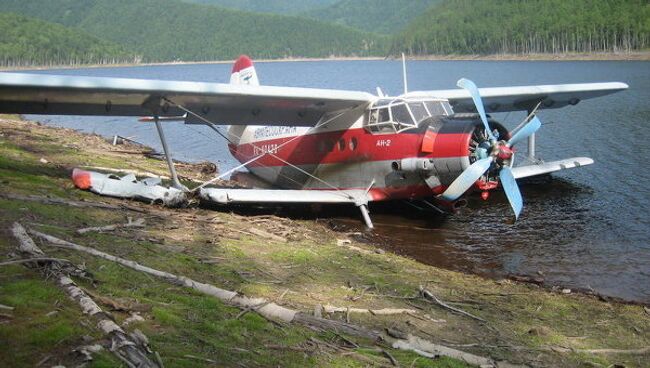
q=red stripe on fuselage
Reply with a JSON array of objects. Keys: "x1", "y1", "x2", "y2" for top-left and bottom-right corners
[{"x1": 230, "y1": 128, "x2": 470, "y2": 167}]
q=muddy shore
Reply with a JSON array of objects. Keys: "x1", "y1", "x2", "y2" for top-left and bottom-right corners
[{"x1": 1, "y1": 115, "x2": 649, "y2": 367}]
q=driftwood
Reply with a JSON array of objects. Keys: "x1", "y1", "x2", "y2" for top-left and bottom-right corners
[
  {"x1": 323, "y1": 305, "x2": 417, "y2": 316},
  {"x1": 392, "y1": 335, "x2": 495, "y2": 367},
  {"x1": 11, "y1": 223, "x2": 161, "y2": 368},
  {"x1": 548, "y1": 345, "x2": 650, "y2": 355},
  {"x1": 28, "y1": 227, "x2": 510, "y2": 367},
  {"x1": 77, "y1": 217, "x2": 145, "y2": 234},
  {"x1": 420, "y1": 286, "x2": 486, "y2": 323}
]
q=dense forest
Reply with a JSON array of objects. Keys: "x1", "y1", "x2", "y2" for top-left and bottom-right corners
[
  {"x1": 0, "y1": 12, "x2": 137, "y2": 68},
  {"x1": 304, "y1": 0, "x2": 440, "y2": 34},
  {"x1": 0, "y1": 0, "x2": 648, "y2": 67},
  {"x1": 182, "y1": 0, "x2": 337, "y2": 14},
  {"x1": 394, "y1": 0, "x2": 650, "y2": 55},
  {"x1": 0, "y1": 0, "x2": 383, "y2": 62}
]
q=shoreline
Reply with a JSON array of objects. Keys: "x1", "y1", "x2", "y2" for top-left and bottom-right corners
[
  {"x1": 2, "y1": 51, "x2": 648, "y2": 71},
  {"x1": 1, "y1": 114, "x2": 650, "y2": 367},
  {"x1": 11, "y1": 114, "x2": 650, "y2": 306}
]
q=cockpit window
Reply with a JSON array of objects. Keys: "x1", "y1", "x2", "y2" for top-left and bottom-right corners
[
  {"x1": 368, "y1": 106, "x2": 394, "y2": 133},
  {"x1": 367, "y1": 97, "x2": 451, "y2": 134},
  {"x1": 425, "y1": 101, "x2": 447, "y2": 116},
  {"x1": 408, "y1": 102, "x2": 429, "y2": 123},
  {"x1": 391, "y1": 104, "x2": 413, "y2": 127}
]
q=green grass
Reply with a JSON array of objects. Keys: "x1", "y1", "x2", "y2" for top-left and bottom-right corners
[{"x1": 0, "y1": 273, "x2": 90, "y2": 366}]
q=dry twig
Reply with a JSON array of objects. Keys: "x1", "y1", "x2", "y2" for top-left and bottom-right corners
[{"x1": 419, "y1": 286, "x2": 486, "y2": 323}]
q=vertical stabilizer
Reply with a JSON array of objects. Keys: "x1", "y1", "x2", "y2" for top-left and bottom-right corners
[
  {"x1": 227, "y1": 55, "x2": 259, "y2": 145},
  {"x1": 230, "y1": 55, "x2": 259, "y2": 86}
]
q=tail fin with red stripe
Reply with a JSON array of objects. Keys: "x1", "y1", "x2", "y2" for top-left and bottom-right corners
[{"x1": 230, "y1": 55, "x2": 259, "y2": 86}]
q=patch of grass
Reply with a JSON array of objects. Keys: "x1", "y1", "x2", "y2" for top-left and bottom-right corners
[{"x1": 0, "y1": 273, "x2": 98, "y2": 367}]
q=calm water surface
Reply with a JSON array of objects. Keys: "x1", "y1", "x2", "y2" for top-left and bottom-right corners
[{"x1": 24, "y1": 60, "x2": 650, "y2": 303}]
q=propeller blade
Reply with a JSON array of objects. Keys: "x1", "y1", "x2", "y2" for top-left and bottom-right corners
[
  {"x1": 508, "y1": 116, "x2": 542, "y2": 147},
  {"x1": 499, "y1": 166, "x2": 523, "y2": 220},
  {"x1": 440, "y1": 157, "x2": 493, "y2": 201},
  {"x1": 457, "y1": 78, "x2": 496, "y2": 142}
]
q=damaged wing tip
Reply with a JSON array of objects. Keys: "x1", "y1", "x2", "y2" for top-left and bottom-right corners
[{"x1": 72, "y1": 168, "x2": 92, "y2": 190}]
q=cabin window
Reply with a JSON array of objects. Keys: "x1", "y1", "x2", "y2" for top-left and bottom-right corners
[
  {"x1": 349, "y1": 137, "x2": 358, "y2": 150},
  {"x1": 338, "y1": 138, "x2": 346, "y2": 151}
]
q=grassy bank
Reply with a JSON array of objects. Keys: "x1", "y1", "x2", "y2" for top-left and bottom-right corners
[{"x1": 0, "y1": 115, "x2": 648, "y2": 367}]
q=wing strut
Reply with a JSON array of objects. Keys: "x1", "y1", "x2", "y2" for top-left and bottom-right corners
[
  {"x1": 359, "y1": 205, "x2": 373, "y2": 229},
  {"x1": 153, "y1": 115, "x2": 186, "y2": 190}
]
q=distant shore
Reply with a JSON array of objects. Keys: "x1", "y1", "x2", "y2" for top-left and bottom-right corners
[{"x1": 2, "y1": 51, "x2": 649, "y2": 72}]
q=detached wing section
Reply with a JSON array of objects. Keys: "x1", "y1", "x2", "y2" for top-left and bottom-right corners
[
  {"x1": 0, "y1": 72, "x2": 374, "y2": 126},
  {"x1": 406, "y1": 82, "x2": 628, "y2": 113},
  {"x1": 200, "y1": 188, "x2": 371, "y2": 205}
]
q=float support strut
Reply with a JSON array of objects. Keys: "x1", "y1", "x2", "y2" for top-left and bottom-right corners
[
  {"x1": 359, "y1": 204, "x2": 374, "y2": 229},
  {"x1": 153, "y1": 115, "x2": 184, "y2": 190},
  {"x1": 527, "y1": 133, "x2": 536, "y2": 161}
]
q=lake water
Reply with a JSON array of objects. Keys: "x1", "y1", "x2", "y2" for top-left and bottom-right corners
[{"x1": 23, "y1": 59, "x2": 650, "y2": 303}]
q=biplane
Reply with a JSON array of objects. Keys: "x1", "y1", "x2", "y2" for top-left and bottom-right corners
[{"x1": 0, "y1": 55, "x2": 628, "y2": 228}]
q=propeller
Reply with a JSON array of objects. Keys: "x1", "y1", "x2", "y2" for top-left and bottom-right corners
[{"x1": 439, "y1": 79, "x2": 542, "y2": 220}]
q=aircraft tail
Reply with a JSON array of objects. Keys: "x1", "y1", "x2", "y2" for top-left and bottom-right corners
[
  {"x1": 227, "y1": 55, "x2": 258, "y2": 145},
  {"x1": 230, "y1": 55, "x2": 259, "y2": 86}
]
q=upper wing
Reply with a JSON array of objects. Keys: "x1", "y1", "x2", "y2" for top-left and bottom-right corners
[
  {"x1": 0, "y1": 72, "x2": 374, "y2": 126},
  {"x1": 405, "y1": 82, "x2": 628, "y2": 113}
]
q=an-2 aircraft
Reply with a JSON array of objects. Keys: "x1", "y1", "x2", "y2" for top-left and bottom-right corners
[{"x1": 0, "y1": 56, "x2": 628, "y2": 228}]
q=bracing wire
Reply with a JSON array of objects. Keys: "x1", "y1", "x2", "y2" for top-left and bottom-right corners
[{"x1": 162, "y1": 97, "x2": 358, "y2": 199}]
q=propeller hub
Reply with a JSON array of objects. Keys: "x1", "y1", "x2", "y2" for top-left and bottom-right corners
[{"x1": 495, "y1": 142, "x2": 514, "y2": 161}]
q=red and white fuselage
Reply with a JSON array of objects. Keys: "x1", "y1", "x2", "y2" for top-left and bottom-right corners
[{"x1": 226, "y1": 55, "x2": 487, "y2": 202}]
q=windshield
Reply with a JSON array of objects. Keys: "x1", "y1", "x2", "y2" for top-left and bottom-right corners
[{"x1": 366, "y1": 97, "x2": 451, "y2": 134}]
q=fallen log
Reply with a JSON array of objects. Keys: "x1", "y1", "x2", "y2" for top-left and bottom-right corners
[
  {"x1": 28, "y1": 227, "x2": 510, "y2": 367},
  {"x1": 11, "y1": 223, "x2": 161, "y2": 368},
  {"x1": 323, "y1": 305, "x2": 417, "y2": 316},
  {"x1": 548, "y1": 345, "x2": 650, "y2": 355},
  {"x1": 77, "y1": 217, "x2": 145, "y2": 234}
]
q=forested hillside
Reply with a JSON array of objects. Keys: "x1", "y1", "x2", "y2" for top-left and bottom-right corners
[
  {"x1": 0, "y1": 0, "x2": 647, "y2": 67},
  {"x1": 394, "y1": 0, "x2": 650, "y2": 55},
  {"x1": 304, "y1": 0, "x2": 440, "y2": 34},
  {"x1": 0, "y1": 0, "x2": 383, "y2": 62},
  {"x1": 182, "y1": 0, "x2": 337, "y2": 14},
  {"x1": 0, "y1": 12, "x2": 137, "y2": 68}
]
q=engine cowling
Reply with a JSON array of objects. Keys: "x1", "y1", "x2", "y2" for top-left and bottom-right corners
[{"x1": 392, "y1": 114, "x2": 508, "y2": 190}]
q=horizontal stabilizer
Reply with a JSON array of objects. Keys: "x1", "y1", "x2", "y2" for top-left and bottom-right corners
[
  {"x1": 512, "y1": 157, "x2": 594, "y2": 179},
  {"x1": 200, "y1": 188, "x2": 371, "y2": 205}
]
